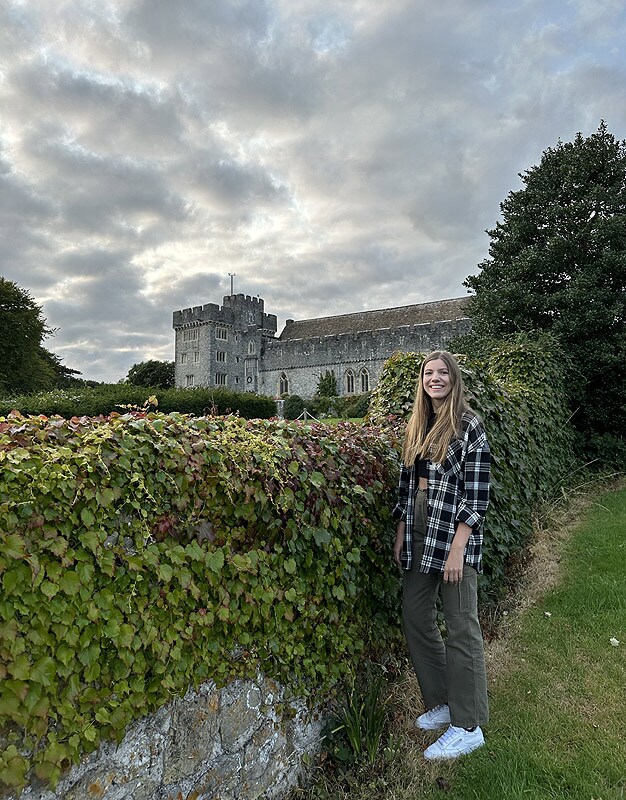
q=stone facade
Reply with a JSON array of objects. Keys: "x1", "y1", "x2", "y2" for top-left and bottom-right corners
[
  {"x1": 12, "y1": 673, "x2": 323, "y2": 800},
  {"x1": 173, "y1": 294, "x2": 471, "y2": 398}
]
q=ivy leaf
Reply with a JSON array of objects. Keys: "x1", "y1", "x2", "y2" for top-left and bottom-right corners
[
  {"x1": 59, "y1": 571, "x2": 81, "y2": 596},
  {"x1": 80, "y1": 508, "x2": 95, "y2": 527},
  {"x1": 3, "y1": 534, "x2": 26, "y2": 560},
  {"x1": 284, "y1": 558, "x2": 297, "y2": 575},
  {"x1": 30, "y1": 657, "x2": 56, "y2": 687},
  {"x1": 8, "y1": 654, "x2": 30, "y2": 681},
  {"x1": 206, "y1": 550, "x2": 225, "y2": 574}
]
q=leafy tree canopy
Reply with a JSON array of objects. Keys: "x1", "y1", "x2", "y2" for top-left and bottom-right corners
[
  {"x1": 0, "y1": 278, "x2": 58, "y2": 395},
  {"x1": 126, "y1": 359, "x2": 175, "y2": 389},
  {"x1": 465, "y1": 122, "x2": 626, "y2": 454},
  {"x1": 316, "y1": 369, "x2": 338, "y2": 397}
]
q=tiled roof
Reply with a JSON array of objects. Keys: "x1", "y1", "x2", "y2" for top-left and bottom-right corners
[{"x1": 278, "y1": 297, "x2": 469, "y2": 340}]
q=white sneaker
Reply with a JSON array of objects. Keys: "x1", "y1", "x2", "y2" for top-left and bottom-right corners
[
  {"x1": 423, "y1": 725, "x2": 484, "y2": 760},
  {"x1": 415, "y1": 703, "x2": 451, "y2": 730}
]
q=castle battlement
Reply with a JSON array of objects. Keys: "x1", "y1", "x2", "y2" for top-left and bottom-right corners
[{"x1": 173, "y1": 292, "x2": 471, "y2": 397}]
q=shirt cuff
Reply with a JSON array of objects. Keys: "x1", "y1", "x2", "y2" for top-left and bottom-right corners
[{"x1": 392, "y1": 503, "x2": 407, "y2": 522}]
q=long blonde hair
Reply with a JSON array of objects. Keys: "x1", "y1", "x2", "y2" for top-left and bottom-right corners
[{"x1": 401, "y1": 351, "x2": 471, "y2": 467}]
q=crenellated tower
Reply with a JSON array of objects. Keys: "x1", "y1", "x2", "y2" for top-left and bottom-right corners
[{"x1": 172, "y1": 294, "x2": 278, "y2": 391}]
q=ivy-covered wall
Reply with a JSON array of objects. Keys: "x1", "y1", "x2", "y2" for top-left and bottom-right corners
[
  {"x1": 0, "y1": 412, "x2": 401, "y2": 795},
  {"x1": 367, "y1": 336, "x2": 577, "y2": 595}
]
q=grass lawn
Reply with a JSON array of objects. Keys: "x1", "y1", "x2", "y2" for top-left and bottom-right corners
[
  {"x1": 418, "y1": 484, "x2": 626, "y2": 800},
  {"x1": 293, "y1": 483, "x2": 626, "y2": 800}
]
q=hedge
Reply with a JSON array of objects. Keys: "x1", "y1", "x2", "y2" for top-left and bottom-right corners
[
  {"x1": 0, "y1": 385, "x2": 276, "y2": 420},
  {"x1": 0, "y1": 412, "x2": 400, "y2": 793},
  {"x1": 367, "y1": 334, "x2": 577, "y2": 596}
]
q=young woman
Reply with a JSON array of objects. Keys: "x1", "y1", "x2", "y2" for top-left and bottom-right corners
[{"x1": 392, "y1": 350, "x2": 490, "y2": 760}]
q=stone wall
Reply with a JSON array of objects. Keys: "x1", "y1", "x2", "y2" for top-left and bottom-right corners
[
  {"x1": 260, "y1": 318, "x2": 471, "y2": 398},
  {"x1": 12, "y1": 674, "x2": 323, "y2": 800}
]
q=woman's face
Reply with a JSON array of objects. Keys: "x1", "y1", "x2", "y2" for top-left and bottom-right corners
[{"x1": 422, "y1": 358, "x2": 452, "y2": 409}]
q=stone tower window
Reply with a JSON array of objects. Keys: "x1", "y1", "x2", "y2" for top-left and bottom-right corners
[
  {"x1": 345, "y1": 369, "x2": 355, "y2": 395},
  {"x1": 216, "y1": 327, "x2": 228, "y2": 340},
  {"x1": 279, "y1": 373, "x2": 289, "y2": 395},
  {"x1": 216, "y1": 351, "x2": 226, "y2": 363},
  {"x1": 360, "y1": 368, "x2": 369, "y2": 393},
  {"x1": 185, "y1": 374, "x2": 194, "y2": 386},
  {"x1": 248, "y1": 340, "x2": 256, "y2": 355},
  {"x1": 215, "y1": 373, "x2": 227, "y2": 386}
]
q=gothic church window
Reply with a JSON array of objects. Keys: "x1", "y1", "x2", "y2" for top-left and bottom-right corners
[
  {"x1": 360, "y1": 369, "x2": 369, "y2": 393},
  {"x1": 279, "y1": 373, "x2": 289, "y2": 395},
  {"x1": 345, "y1": 369, "x2": 355, "y2": 395}
]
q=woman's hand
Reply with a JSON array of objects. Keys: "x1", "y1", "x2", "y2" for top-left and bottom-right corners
[
  {"x1": 393, "y1": 522, "x2": 405, "y2": 569},
  {"x1": 444, "y1": 521, "x2": 472, "y2": 584},
  {"x1": 443, "y1": 548, "x2": 464, "y2": 584}
]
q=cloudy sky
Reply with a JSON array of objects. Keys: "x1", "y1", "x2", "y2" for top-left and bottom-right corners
[{"x1": 2, "y1": 0, "x2": 625, "y2": 382}]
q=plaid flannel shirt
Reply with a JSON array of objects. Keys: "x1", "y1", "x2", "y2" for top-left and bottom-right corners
[{"x1": 392, "y1": 412, "x2": 490, "y2": 573}]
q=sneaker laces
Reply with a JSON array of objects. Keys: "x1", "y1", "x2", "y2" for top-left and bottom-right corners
[{"x1": 437, "y1": 726, "x2": 460, "y2": 746}]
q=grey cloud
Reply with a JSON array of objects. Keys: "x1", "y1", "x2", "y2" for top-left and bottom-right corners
[{"x1": 2, "y1": 1, "x2": 626, "y2": 382}]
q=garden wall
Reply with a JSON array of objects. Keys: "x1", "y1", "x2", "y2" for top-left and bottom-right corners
[
  {"x1": 8, "y1": 674, "x2": 322, "y2": 800},
  {"x1": 0, "y1": 412, "x2": 400, "y2": 796}
]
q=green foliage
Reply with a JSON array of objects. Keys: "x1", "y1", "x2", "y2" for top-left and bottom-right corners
[
  {"x1": 0, "y1": 385, "x2": 276, "y2": 420},
  {"x1": 326, "y1": 669, "x2": 389, "y2": 767},
  {"x1": 368, "y1": 337, "x2": 576, "y2": 597},
  {"x1": 0, "y1": 278, "x2": 56, "y2": 396},
  {"x1": 0, "y1": 412, "x2": 401, "y2": 793},
  {"x1": 465, "y1": 122, "x2": 626, "y2": 462},
  {"x1": 283, "y1": 394, "x2": 306, "y2": 420},
  {"x1": 308, "y1": 396, "x2": 340, "y2": 418},
  {"x1": 126, "y1": 360, "x2": 175, "y2": 389},
  {"x1": 342, "y1": 393, "x2": 371, "y2": 420},
  {"x1": 308, "y1": 394, "x2": 371, "y2": 420},
  {"x1": 316, "y1": 370, "x2": 338, "y2": 397}
]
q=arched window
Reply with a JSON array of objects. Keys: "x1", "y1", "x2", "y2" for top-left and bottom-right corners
[
  {"x1": 279, "y1": 373, "x2": 289, "y2": 395},
  {"x1": 360, "y1": 368, "x2": 369, "y2": 393},
  {"x1": 345, "y1": 369, "x2": 355, "y2": 395},
  {"x1": 248, "y1": 340, "x2": 256, "y2": 355}
]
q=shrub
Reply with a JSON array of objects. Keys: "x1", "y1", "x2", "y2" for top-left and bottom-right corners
[
  {"x1": 368, "y1": 336, "x2": 576, "y2": 597},
  {"x1": 0, "y1": 385, "x2": 276, "y2": 420},
  {"x1": 283, "y1": 394, "x2": 306, "y2": 420},
  {"x1": 0, "y1": 412, "x2": 401, "y2": 793}
]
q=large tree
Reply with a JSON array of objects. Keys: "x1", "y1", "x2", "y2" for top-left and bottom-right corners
[
  {"x1": 0, "y1": 278, "x2": 58, "y2": 395},
  {"x1": 126, "y1": 360, "x2": 175, "y2": 389},
  {"x1": 465, "y1": 122, "x2": 626, "y2": 451}
]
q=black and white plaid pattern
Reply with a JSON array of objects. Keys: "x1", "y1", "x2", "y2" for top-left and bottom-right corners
[{"x1": 393, "y1": 412, "x2": 490, "y2": 573}]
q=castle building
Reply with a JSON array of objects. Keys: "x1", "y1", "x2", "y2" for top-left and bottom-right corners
[{"x1": 173, "y1": 294, "x2": 471, "y2": 398}]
